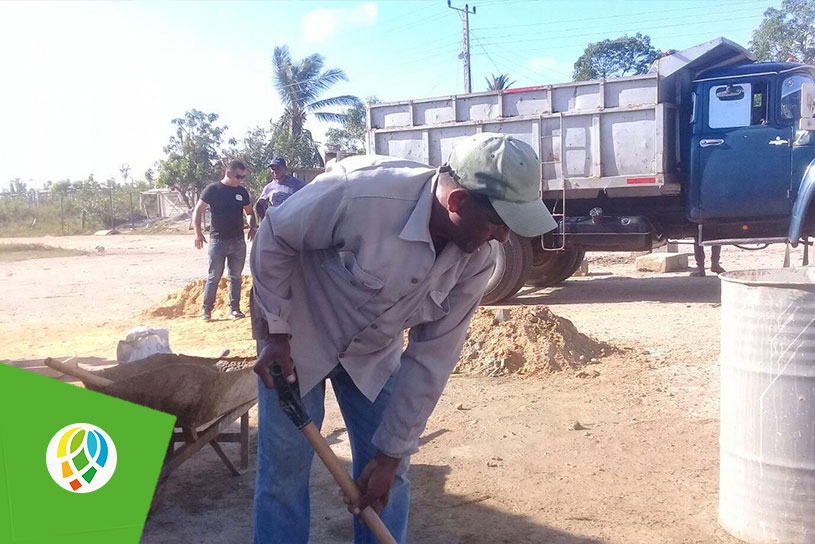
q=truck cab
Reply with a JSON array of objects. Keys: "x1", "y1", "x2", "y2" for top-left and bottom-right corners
[{"x1": 689, "y1": 63, "x2": 815, "y2": 242}]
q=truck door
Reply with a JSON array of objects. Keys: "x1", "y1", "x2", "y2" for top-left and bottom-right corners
[{"x1": 695, "y1": 77, "x2": 792, "y2": 220}]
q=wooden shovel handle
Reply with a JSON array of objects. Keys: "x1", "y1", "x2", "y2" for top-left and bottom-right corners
[
  {"x1": 44, "y1": 357, "x2": 114, "y2": 388},
  {"x1": 301, "y1": 422, "x2": 398, "y2": 544}
]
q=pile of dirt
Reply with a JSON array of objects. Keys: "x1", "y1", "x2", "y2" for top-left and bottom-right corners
[
  {"x1": 454, "y1": 306, "x2": 611, "y2": 377},
  {"x1": 146, "y1": 279, "x2": 608, "y2": 377},
  {"x1": 145, "y1": 276, "x2": 253, "y2": 318}
]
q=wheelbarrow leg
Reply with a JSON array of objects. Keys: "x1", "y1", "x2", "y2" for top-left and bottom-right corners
[
  {"x1": 182, "y1": 426, "x2": 242, "y2": 477},
  {"x1": 240, "y1": 411, "x2": 249, "y2": 471}
]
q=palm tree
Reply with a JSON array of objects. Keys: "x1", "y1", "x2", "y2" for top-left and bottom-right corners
[
  {"x1": 272, "y1": 45, "x2": 361, "y2": 139},
  {"x1": 485, "y1": 73, "x2": 516, "y2": 91}
]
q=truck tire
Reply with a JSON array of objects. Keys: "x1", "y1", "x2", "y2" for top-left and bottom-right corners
[
  {"x1": 481, "y1": 232, "x2": 532, "y2": 305},
  {"x1": 553, "y1": 249, "x2": 586, "y2": 284},
  {"x1": 526, "y1": 246, "x2": 584, "y2": 288}
]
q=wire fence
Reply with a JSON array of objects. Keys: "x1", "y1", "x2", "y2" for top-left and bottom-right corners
[{"x1": 0, "y1": 189, "x2": 170, "y2": 237}]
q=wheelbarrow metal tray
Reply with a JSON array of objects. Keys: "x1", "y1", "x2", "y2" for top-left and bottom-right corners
[{"x1": 59, "y1": 353, "x2": 257, "y2": 428}]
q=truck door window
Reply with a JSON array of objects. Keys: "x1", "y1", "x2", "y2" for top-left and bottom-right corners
[
  {"x1": 708, "y1": 82, "x2": 768, "y2": 128},
  {"x1": 780, "y1": 74, "x2": 813, "y2": 121}
]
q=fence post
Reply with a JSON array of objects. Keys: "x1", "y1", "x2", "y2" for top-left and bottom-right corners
[
  {"x1": 60, "y1": 196, "x2": 65, "y2": 234},
  {"x1": 129, "y1": 191, "x2": 134, "y2": 229},
  {"x1": 109, "y1": 189, "x2": 114, "y2": 229}
]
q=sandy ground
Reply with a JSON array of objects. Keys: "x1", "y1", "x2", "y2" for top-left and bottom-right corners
[{"x1": 1, "y1": 234, "x2": 805, "y2": 544}]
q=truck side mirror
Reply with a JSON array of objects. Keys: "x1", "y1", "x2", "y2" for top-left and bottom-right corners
[{"x1": 801, "y1": 81, "x2": 815, "y2": 130}]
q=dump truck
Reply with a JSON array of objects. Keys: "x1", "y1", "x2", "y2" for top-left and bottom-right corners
[{"x1": 366, "y1": 38, "x2": 815, "y2": 303}]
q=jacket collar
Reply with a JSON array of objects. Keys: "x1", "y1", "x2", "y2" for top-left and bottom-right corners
[{"x1": 398, "y1": 174, "x2": 436, "y2": 246}]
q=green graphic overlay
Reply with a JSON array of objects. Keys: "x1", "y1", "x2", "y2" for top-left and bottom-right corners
[{"x1": 0, "y1": 364, "x2": 175, "y2": 543}]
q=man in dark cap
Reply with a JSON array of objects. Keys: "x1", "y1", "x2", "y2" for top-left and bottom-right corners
[{"x1": 255, "y1": 157, "x2": 306, "y2": 221}]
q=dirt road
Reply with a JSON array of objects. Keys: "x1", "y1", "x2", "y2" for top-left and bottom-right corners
[{"x1": 1, "y1": 234, "x2": 801, "y2": 543}]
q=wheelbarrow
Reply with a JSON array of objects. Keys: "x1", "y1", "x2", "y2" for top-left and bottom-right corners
[{"x1": 45, "y1": 353, "x2": 258, "y2": 482}]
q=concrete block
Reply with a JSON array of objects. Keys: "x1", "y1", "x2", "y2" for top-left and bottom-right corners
[
  {"x1": 635, "y1": 253, "x2": 688, "y2": 273},
  {"x1": 572, "y1": 259, "x2": 589, "y2": 277}
]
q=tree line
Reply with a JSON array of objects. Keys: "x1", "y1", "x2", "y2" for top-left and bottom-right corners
[{"x1": 6, "y1": 0, "x2": 814, "y2": 215}]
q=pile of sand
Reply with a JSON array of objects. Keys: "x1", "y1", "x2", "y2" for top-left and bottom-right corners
[
  {"x1": 454, "y1": 306, "x2": 610, "y2": 377},
  {"x1": 146, "y1": 280, "x2": 609, "y2": 377},
  {"x1": 145, "y1": 276, "x2": 254, "y2": 318}
]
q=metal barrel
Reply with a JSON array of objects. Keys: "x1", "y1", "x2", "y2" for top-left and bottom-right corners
[{"x1": 719, "y1": 269, "x2": 815, "y2": 544}]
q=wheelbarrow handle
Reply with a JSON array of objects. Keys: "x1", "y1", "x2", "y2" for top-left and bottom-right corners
[{"x1": 44, "y1": 357, "x2": 114, "y2": 388}]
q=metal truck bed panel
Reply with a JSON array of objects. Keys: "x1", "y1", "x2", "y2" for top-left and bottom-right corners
[
  {"x1": 369, "y1": 75, "x2": 673, "y2": 198},
  {"x1": 369, "y1": 39, "x2": 756, "y2": 200}
]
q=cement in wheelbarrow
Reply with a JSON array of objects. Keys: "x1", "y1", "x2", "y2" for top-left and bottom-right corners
[{"x1": 49, "y1": 353, "x2": 257, "y2": 428}]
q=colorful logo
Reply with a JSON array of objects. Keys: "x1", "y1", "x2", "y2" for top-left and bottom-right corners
[{"x1": 45, "y1": 423, "x2": 118, "y2": 493}]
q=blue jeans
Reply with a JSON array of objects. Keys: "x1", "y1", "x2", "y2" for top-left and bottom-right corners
[
  {"x1": 253, "y1": 359, "x2": 411, "y2": 544},
  {"x1": 202, "y1": 236, "x2": 246, "y2": 313}
]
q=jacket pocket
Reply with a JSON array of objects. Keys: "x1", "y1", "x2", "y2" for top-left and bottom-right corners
[
  {"x1": 405, "y1": 289, "x2": 450, "y2": 328},
  {"x1": 321, "y1": 251, "x2": 384, "y2": 309}
]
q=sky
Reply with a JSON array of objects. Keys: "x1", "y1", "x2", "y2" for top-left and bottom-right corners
[{"x1": 0, "y1": 0, "x2": 781, "y2": 188}]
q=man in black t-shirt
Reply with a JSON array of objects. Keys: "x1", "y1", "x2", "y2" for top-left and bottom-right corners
[{"x1": 193, "y1": 160, "x2": 257, "y2": 321}]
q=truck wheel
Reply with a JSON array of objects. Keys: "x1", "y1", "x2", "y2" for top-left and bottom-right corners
[
  {"x1": 526, "y1": 247, "x2": 584, "y2": 288},
  {"x1": 481, "y1": 232, "x2": 532, "y2": 305},
  {"x1": 553, "y1": 250, "x2": 586, "y2": 284}
]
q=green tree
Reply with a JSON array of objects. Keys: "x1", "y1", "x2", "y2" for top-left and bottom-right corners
[
  {"x1": 270, "y1": 120, "x2": 324, "y2": 169},
  {"x1": 573, "y1": 33, "x2": 661, "y2": 81},
  {"x1": 224, "y1": 126, "x2": 276, "y2": 195},
  {"x1": 751, "y1": 0, "x2": 815, "y2": 64},
  {"x1": 485, "y1": 73, "x2": 516, "y2": 91},
  {"x1": 272, "y1": 45, "x2": 360, "y2": 164},
  {"x1": 50, "y1": 180, "x2": 72, "y2": 197},
  {"x1": 156, "y1": 110, "x2": 229, "y2": 208},
  {"x1": 326, "y1": 96, "x2": 380, "y2": 154}
]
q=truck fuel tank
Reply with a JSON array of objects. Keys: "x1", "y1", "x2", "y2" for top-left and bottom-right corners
[{"x1": 551, "y1": 211, "x2": 657, "y2": 251}]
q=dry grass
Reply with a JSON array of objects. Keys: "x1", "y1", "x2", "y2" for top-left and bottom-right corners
[{"x1": 0, "y1": 243, "x2": 86, "y2": 262}]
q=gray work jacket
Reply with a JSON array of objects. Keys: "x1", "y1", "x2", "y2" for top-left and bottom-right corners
[{"x1": 250, "y1": 155, "x2": 495, "y2": 457}]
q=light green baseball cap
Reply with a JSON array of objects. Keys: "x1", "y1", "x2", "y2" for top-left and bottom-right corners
[{"x1": 447, "y1": 132, "x2": 557, "y2": 237}]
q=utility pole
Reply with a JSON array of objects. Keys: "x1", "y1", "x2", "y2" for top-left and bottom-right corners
[{"x1": 447, "y1": 1, "x2": 475, "y2": 94}]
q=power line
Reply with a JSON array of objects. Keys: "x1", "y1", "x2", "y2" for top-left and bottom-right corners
[
  {"x1": 470, "y1": 0, "x2": 764, "y2": 33},
  {"x1": 471, "y1": 31, "x2": 502, "y2": 76},
  {"x1": 476, "y1": 13, "x2": 766, "y2": 47},
  {"x1": 473, "y1": 5, "x2": 767, "y2": 42}
]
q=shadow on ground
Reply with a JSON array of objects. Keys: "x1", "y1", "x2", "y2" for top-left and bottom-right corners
[
  {"x1": 512, "y1": 275, "x2": 721, "y2": 306},
  {"x1": 143, "y1": 442, "x2": 606, "y2": 544},
  {"x1": 408, "y1": 464, "x2": 604, "y2": 544}
]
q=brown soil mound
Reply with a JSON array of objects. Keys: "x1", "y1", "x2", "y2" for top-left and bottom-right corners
[
  {"x1": 145, "y1": 276, "x2": 253, "y2": 318},
  {"x1": 146, "y1": 280, "x2": 608, "y2": 377},
  {"x1": 454, "y1": 306, "x2": 610, "y2": 377}
]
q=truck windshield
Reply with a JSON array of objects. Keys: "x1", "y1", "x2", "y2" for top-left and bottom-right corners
[{"x1": 780, "y1": 74, "x2": 814, "y2": 121}]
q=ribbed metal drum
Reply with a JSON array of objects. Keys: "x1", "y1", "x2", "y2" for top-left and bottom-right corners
[{"x1": 719, "y1": 269, "x2": 815, "y2": 544}]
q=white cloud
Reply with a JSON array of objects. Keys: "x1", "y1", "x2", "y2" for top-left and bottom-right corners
[{"x1": 304, "y1": 2, "x2": 377, "y2": 44}]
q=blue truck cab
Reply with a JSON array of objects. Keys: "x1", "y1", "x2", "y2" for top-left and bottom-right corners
[{"x1": 689, "y1": 62, "x2": 815, "y2": 244}]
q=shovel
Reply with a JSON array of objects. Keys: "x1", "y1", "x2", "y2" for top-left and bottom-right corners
[{"x1": 270, "y1": 364, "x2": 398, "y2": 544}]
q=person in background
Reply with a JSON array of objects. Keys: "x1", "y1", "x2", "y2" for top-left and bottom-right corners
[
  {"x1": 255, "y1": 157, "x2": 306, "y2": 222},
  {"x1": 691, "y1": 240, "x2": 725, "y2": 277},
  {"x1": 193, "y1": 160, "x2": 257, "y2": 321}
]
